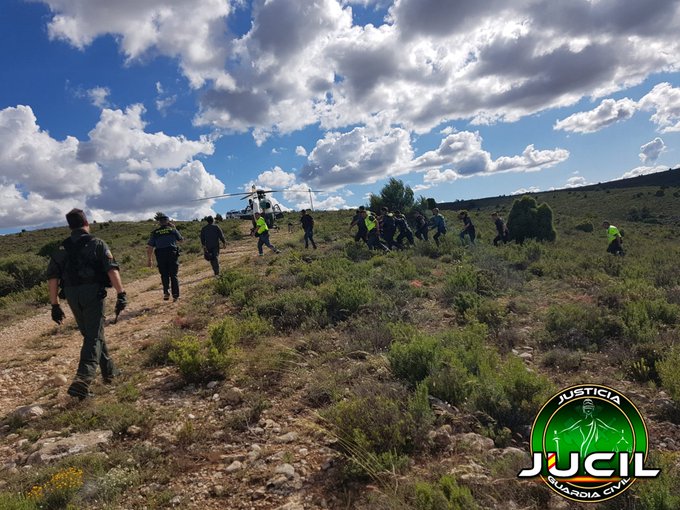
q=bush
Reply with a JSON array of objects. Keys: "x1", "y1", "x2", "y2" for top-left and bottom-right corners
[
  {"x1": 0, "y1": 255, "x2": 46, "y2": 296},
  {"x1": 168, "y1": 335, "x2": 233, "y2": 383},
  {"x1": 324, "y1": 278, "x2": 375, "y2": 321},
  {"x1": 471, "y1": 357, "x2": 552, "y2": 432},
  {"x1": 411, "y1": 474, "x2": 477, "y2": 510},
  {"x1": 256, "y1": 289, "x2": 325, "y2": 331},
  {"x1": 658, "y1": 346, "x2": 680, "y2": 405},
  {"x1": 322, "y1": 383, "x2": 433, "y2": 478},
  {"x1": 507, "y1": 196, "x2": 556, "y2": 243}
]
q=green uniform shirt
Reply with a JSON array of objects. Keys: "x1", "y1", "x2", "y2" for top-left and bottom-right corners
[{"x1": 46, "y1": 230, "x2": 119, "y2": 287}]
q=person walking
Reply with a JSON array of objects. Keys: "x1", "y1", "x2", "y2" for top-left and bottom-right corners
[
  {"x1": 300, "y1": 209, "x2": 317, "y2": 249},
  {"x1": 254, "y1": 211, "x2": 280, "y2": 256},
  {"x1": 47, "y1": 208, "x2": 127, "y2": 400},
  {"x1": 458, "y1": 211, "x2": 476, "y2": 246},
  {"x1": 430, "y1": 208, "x2": 447, "y2": 246},
  {"x1": 363, "y1": 210, "x2": 389, "y2": 251},
  {"x1": 491, "y1": 212, "x2": 509, "y2": 246},
  {"x1": 602, "y1": 221, "x2": 624, "y2": 256},
  {"x1": 414, "y1": 212, "x2": 429, "y2": 241},
  {"x1": 394, "y1": 211, "x2": 415, "y2": 247},
  {"x1": 349, "y1": 206, "x2": 367, "y2": 242},
  {"x1": 147, "y1": 213, "x2": 183, "y2": 301},
  {"x1": 200, "y1": 216, "x2": 227, "y2": 276},
  {"x1": 379, "y1": 207, "x2": 399, "y2": 250}
]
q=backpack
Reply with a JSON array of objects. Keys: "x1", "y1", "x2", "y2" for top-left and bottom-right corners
[{"x1": 61, "y1": 235, "x2": 112, "y2": 287}]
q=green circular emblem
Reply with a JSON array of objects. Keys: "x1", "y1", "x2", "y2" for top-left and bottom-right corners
[{"x1": 526, "y1": 384, "x2": 654, "y2": 503}]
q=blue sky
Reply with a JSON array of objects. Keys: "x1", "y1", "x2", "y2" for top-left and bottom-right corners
[{"x1": 1, "y1": 0, "x2": 679, "y2": 231}]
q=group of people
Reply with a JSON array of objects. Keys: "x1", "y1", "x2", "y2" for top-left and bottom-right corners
[
  {"x1": 348, "y1": 206, "x2": 510, "y2": 251},
  {"x1": 46, "y1": 205, "x2": 624, "y2": 401}
]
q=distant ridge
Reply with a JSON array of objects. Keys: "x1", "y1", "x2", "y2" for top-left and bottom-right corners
[{"x1": 438, "y1": 166, "x2": 680, "y2": 211}]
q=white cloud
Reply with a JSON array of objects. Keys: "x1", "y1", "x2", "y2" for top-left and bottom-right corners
[
  {"x1": 620, "y1": 164, "x2": 671, "y2": 179},
  {"x1": 299, "y1": 121, "x2": 414, "y2": 187},
  {"x1": 295, "y1": 145, "x2": 308, "y2": 157},
  {"x1": 250, "y1": 166, "x2": 297, "y2": 190},
  {"x1": 87, "y1": 86, "x2": 110, "y2": 108},
  {"x1": 412, "y1": 131, "x2": 569, "y2": 178},
  {"x1": 511, "y1": 186, "x2": 540, "y2": 195},
  {"x1": 639, "y1": 82, "x2": 680, "y2": 133},
  {"x1": 565, "y1": 175, "x2": 588, "y2": 188},
  {"x1": 554, "y1": 98, "x2": 638, "y2": 133},
  {"x1": 38, "y1": 0, "x2": 680, "y2": 139},
  {"x1": 423, "y1": 169, "x2": 458, "y2": 184},
  {"x1": 412, "y1": 184, "x2": 432, "y2": 192},
  {"x1": 0, "y1": 104, "x2": 224, "y2": 228},
  {"x1": 639, "y1": 137, "x2": 666, "y2": 163}
]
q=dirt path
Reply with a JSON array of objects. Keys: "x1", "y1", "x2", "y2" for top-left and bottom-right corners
[{"x1": 0, "y1": 240, "x2": 256, "y2": 416}]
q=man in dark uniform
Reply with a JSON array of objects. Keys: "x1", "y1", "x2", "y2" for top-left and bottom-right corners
[
  {"x1": 491, "y1": 212, "x2": 509, "y2": 246},
  {"x1": 349, "y1": 206, "x2": 367, "y2": 242},
  {"x1": 300, "y1": 209, "x2": 317, "y2": 249},
  {"x1": 379, "y1": 207, "x2": 398, "y2": 250},
  {"x1": 414, "y1": 212, "x2": 429, "y2": 241},
  {"x1": 147, "y1": 213, "x2": 183, "y2": 301},
  {"x1": 363, "y1": 210, "x2": 389, "y2": 251},
  {"x1": 200, "y1": 216, "x2": 226, "y2": 276},
  {"x1": 394, "y1": 211, "x2": 414, "y2": 248},
  {"x1": 47, "y1": 208, "x2": 127, "y2": 400}
]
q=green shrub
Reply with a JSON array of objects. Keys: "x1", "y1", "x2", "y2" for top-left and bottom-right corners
[
  {"x1": 324, "y1": 278, "x2": 375, "y2": 321},
  {"x1": 507, "y1": 196, "x2": 556, "y2": 243},
  {"x1": 168, "y1": 335, "x2": 232, "y2": 383},
  {"x1": 452, "y1": 291, "x2": 481, "y2": 318},
  {"x1": 658, "y1": 346, "x2": 680, "y2": 405},
  {"x1": 344, "y1": 241, "x2": 372, "y2": 262},
  {"x1": 0, "y1": 493, "x2": 37, "y2": 510},
  {"x1": 0, "y1": 270, "x2": 17, "y2": 297},
  {"x1": 411, "y1": 474, "x2": 477, "y2": 510},
  {"x1": 632, "y1": 452, "x2": 680, "y2": 510},
  {"x1": 322, "y1": 383, "x2": 433, "y2": 477},
  {"x1": 0, "y1": 255, "x2": 46, "y2": 296},
  {"x1": 388, "y1": 334, "x2": 440, "y2": 386},
  {"x1": 471, "y1": 357, "x2": 552, "y2": 431},
  {"x1": 256, "y1": 289, "x2": 325, "y2": 330}
]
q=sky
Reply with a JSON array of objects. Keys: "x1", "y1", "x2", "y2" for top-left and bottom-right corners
[{"x1": 1, "y1": 0, "x2": 680, "y2": 232}]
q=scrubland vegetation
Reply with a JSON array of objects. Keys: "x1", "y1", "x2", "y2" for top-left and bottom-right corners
[{"x1": 2, "y1": 175, "x2": 680, "y2": 508}]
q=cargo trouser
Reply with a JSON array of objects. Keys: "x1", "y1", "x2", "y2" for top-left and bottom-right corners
[
  {"x1": 206, "y1": 246, "x2": 220, "y2": 275},
  {"x1": 155, "y1": 247, "x2": 180, "y2": 298},
  {"x1": 64, "y1": 284, "x2": 117, "y2": 382}
]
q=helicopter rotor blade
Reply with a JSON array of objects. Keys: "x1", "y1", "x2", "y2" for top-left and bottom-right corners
[{"x1": 193, "y1": 191, "x2": 252, "y2": 201}]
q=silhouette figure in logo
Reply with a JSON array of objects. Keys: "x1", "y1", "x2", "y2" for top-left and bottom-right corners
[{"x1": 552, "y1": 399, "x2": 630, "y2": 460}]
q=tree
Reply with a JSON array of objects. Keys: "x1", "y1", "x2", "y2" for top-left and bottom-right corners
[
  {"x1": 369, "y1": 178, "x2": 415, "y2": 213},
  {"x1": 215, "y1": 213, "x2": 223, "y2": 222},
  {"x1": 507, "y1": 196, "x2": 557, "y2": 244}
]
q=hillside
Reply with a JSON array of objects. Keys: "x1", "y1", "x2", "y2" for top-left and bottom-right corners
[{"x1": 1, "y1": 188, "x2": 680, "y2": 510}]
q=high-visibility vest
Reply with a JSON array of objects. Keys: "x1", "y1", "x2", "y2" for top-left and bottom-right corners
[
  {"x1": 607, "y1": 225, "x2": 620, "y2": 243},
  {"x1": 365, "y1": 215, "x2": 377, "y2": 232},
  {"x1": 256, "y1": 217, "x2": 269, "y2": 234}
]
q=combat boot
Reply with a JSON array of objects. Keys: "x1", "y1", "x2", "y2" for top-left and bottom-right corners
[{"x1": 67, "y1": 379, "x2": 94, "y2": 400}]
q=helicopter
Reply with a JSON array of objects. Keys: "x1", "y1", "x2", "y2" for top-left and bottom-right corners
[{"x1": 197, "y1": 186, "x2": 324, "y2": 228}]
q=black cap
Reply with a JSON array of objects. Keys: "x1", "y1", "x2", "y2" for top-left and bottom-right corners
[{"x1": 66, "y1": 208, "x2": 88, "y2": 229}]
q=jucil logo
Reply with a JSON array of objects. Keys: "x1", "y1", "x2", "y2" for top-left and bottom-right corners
[{"x1": 518, "y1": 384, "x2": 659, "y2": 502}]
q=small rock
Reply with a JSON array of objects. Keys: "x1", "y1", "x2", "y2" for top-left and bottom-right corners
[
  {"x1": 222, "y1": 387, "x2": 244, "y2": 406},
  {"x1": 276, "y1": 502, "x2": 305, "y2": 510},
  {"x1": 276, "y1": 432, "x2": 298, "y2": 443},
  {"x1": 170, "y1": 495, "x2": 182, "y2": 505},
  {"x1": 126, "y1": 425, "x2": 143, "y2": 436},
  {"x1": 13, "y1": 405, "x2": 45, "y2": 421},
  {"x1": 212, "y1": 393, "x2": 220, "y2": 401},
  {"x1": 50, "y1": 374, "x2": 68, "y2": 386},
  {"x1": 252, "y1": 487, "x2": 267, "y2": 500},
  {"x1": 188, "y1": 414, "x2": 196, "y2": 420},
  {"x1": 518, "y1": 352, "x2": 533, "y2": 362},
  {"x1": 207, "y1": 381, "x2": 219, "y2": 389},
  {"x1": 226, "y1": 460, "x2": 243, "y2": 473},
  {"x1": 275, "y1": 463, "x2": 296, "y2": 479},
  {"x1": 211, "y1": 484, "x2": 226, "y2": 497},
  {"x1": 298, "y1": 448, "x2": 308, "y2": 456}
]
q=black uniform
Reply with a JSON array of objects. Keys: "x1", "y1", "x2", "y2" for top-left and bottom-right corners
[
  {"x1": 300, "y1": 213, "x2": 317, "y2": 249},
  {"x1": 200, "y1": 223, "x2": 226, "y2": 275},
  {"x1": 395, "y1": 216, "x2": 415, "y2": 247},
  {"x1": 350, "y1": 211, "x2": 366, "y2": 242},
  {"x1": 493, "y1": 217, "x2": 508, "y2": 246},
  {"x1": 148, "y1": 225, "x2": 183, "y2": 299},
  {"x1": 415, "y1": 215, "x2": 429, "y2": 241},
  {"x1": 46, "y1": 229, "x2": 120, "y2": 385},
  {"x1": 380, "y1": 213, "x2": 398, "y2": 249},
  {"x1": 460, "y1": 215, "x2": 476, "y2": 245}
]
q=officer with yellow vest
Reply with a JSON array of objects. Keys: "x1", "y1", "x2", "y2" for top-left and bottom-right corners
[
  {"x1": 361, "y1": 210, "x2": 389, "y2": 251},
  {"x1": 602, "y1": 221, "x2": 624, "y2": 256},
  {"x1": 254, "y1": 212, "x2": 281, "y2": 256}
]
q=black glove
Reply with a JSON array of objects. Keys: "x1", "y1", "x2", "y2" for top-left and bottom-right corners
[
  {"x1": 51, "y1": 304, "x2": 65, "y2": 324},
  {"x1": 115, "y1": 292, "x2": 128, "y2": 315}
]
